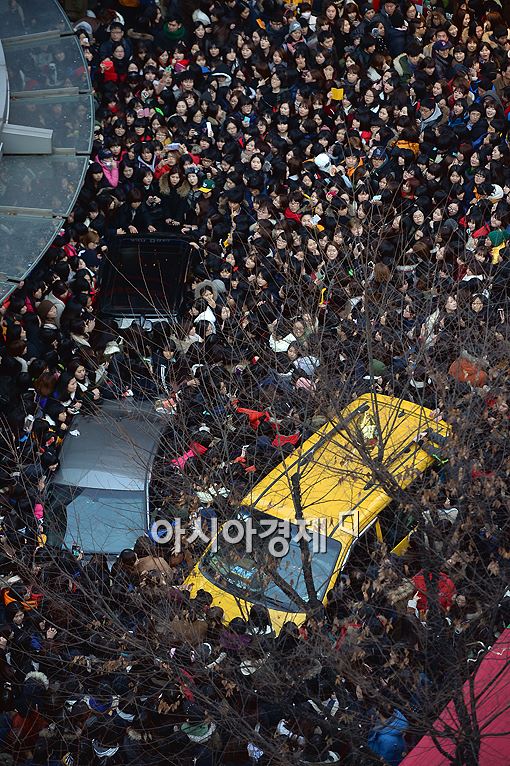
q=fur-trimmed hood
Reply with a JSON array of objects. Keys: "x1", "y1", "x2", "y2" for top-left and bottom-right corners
[
  {"x1": 159, "y1": 173, "x2": 189, "y2": 198},
  {"x1": 24, "y1": 671, "x2": 49, "y2": 690}
]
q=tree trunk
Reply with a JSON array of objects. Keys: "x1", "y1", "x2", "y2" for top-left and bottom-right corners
[{"x1": 291, "y1": 473, "x2": 321, "y2": 610}]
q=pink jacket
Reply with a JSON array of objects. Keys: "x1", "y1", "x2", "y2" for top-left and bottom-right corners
[{"x1": 98, "y1": 159, "x2": 119, "y2": 188}]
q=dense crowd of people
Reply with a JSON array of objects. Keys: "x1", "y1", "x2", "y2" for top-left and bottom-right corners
[{"x1": 0, "y1": 0, "x2": 510, "y2": 763}]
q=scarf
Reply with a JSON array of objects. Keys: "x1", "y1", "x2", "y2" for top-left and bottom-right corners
[
  {"x1": 171, "y1": 441, "x2": 208, "y2": 470},
  {"x1": 347, "y1": 158, "x2": 364, "y2": 178},
  {"x1": 163, "y1": 23, "x2": 186, "y2": 43}
]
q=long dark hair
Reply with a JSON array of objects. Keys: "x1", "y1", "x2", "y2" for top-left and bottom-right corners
[{"x1": 53, "y1": 372, "x2": 76, "y2": 401}]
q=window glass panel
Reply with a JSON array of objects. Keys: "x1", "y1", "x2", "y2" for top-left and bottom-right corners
[
  {"x1": 9, "y1": 94, "x2": 94, "y2": 152},
  {"x1": 200, "y1": 510, "x2": 342, "y2": 613},
  {"x1": 0, "y1": 0, "x2": 72, "y2": 39},
  {"x1": 0, "y1": 214, "x2": 62, "y2": 287},
  {"x1": 46, "y1": 484, "x2": 147, "y2": 554},
  {"x1": 0, "y1": 155, "x2": 89, "y2": 215},
  {"x1": 4, "y1": 35, "x2": 89, "y2": 92}
]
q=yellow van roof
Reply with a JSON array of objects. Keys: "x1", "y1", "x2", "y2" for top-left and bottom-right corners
[{"x1": 241, "y1": 394, "x2": 450, "y2": 547}]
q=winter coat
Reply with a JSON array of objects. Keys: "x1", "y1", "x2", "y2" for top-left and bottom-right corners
[
  {"x1": 465, "y1": 117, "x2": 488, "y2": 147},
  {"x1": 135, "y1": 555, "x2": 173, "y2": 579},
  {"x1": 158, "y1": 175, "x2": 191, "y2": 224},
  {"x1": 150, "y1": 350, "x2": 188, "y2": 392},
  {"x1": 9, "y1": 708, "x2": 48, "y2": 752},
  {"x1": 112, "y1": 202, "x2": 152, "y2": 234},
  {"x1": 169, "y1": 616, "x2": 208, "y2": 646},
  {"x1": 122, "y1": 729, "x2": 153, "y2": 766},
  {"x1": 368, "y1": 709, "x2": 408, "y2": 766},
  {"x1": 433, "y1": 53, "x2": 455, "y2": 80},
  {"x1": 0, "y1": 650, "x2": 15, "y2": 683},
  {"x1": 393, "y1": 53, "x2": 415, "y2": 85},
  {"x1": 419, "y1": 103, "x2": 444, "y2": 132},
  {"x1": 98, "y1": 159, "x2": 119, "y2": 188},
  {"x1": 374, "y1": 11, "x2": 408, "y2": 57},
  {"x1": 46, "y1": 292, "x2": 67, "y2": 325},
  {"x1": 99, "y1": 38, "x2": 133, "y2": 61},
  {"x1": 412, "y1": 570, "x2": 456, "y2": 613}
]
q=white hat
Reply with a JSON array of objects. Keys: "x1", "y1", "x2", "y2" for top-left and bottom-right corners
[
  {"x1": 103, "y1": 340, "x2": 122, "y2": 356},
  {"x1": 210, "y1": 70, "x2": 232, "y2": 87},
  {"x1": 193, "y1": 279, "x2": 218, "y2": 299},
  {"x1": 74, "y1": 21, "x2": 93, "y2": 36},
  {"x1": 489, "y1": 184, "x2": 504, "y2": 202},
  {"x1": 314, "y1": 153, "x2": 332, "y2": 172},
  {"x1": 192, "y1": 9, "x2": 211, "y2": 25}
]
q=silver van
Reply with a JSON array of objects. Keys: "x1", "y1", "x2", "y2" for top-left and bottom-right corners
[{"x1": 46, "y1": 400, "x2": 167, "y2": 556}]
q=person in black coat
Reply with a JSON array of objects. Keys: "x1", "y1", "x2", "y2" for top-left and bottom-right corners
[
  {"x1": 373, "y1": 1, "x2": 409, "y2": 57},
  {"x1": 159, "y1": 170, "x2": 191, "y2": 229},
  {"x1": 98, "y1": 22, "x2": 133, "y2": 61},
  {"x1": 110, "y1": 189, "x2": 156, "y2": 236}
]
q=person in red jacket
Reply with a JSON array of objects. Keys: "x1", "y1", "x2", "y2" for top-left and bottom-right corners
[
  {"x1": 284, "y1": 192, "x2": 303, "y2": 222},
  {"x1": 98, "y1": 44, "x2": 129, "y2": 86},
  {"x1": 412, "y1": 570, "x2": 456, "y2": 614}
]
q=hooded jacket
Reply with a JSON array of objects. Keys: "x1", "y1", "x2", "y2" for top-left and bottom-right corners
[
  {"x1": 368, "y1": 709, "x2": 408, "y2": 766},
  {"x1": 419, "y1": 103, "x2": 443, "y2": 132},
  {"x1": 98, "y1": 159, "x2": 119, "y2": 188},
  {"x1": 45, "y1": 291, "x2": 67, "y2": 324},
  {"x1": 158, "y1": 176, "x2": 191, "y2": 224}
]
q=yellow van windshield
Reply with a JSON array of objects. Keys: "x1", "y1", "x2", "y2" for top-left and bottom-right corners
[{"x1": 199, "y1": 510, "x2": 342, "y2": 612}]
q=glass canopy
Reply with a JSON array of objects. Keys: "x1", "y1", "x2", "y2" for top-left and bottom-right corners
[
  {"x1": 3, "y1": 35, "x2": 90, "y2": 93},
  {"x1": 0, "y1": 0, "x2": 72, "y2": 39},
  {"x1": 0, "y1": 0, "x2": 94, "y2": 300},
  {"x1": 0, "y1": 213, "x2": 62, "y2": 284},
  {"x1": 0, "y1": 155, "x2": 89, "y2": 215},
  {"x1": 9, "y1": 93, "x2": 94, "y2": 153}
]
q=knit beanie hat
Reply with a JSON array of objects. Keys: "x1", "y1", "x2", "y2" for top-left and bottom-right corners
[
  {"x1": 37, "y1": 299, "x2": 56, "y2": 320},
  {"x1": 488, "y1": 230, "x2": 507, "y2": 247}
]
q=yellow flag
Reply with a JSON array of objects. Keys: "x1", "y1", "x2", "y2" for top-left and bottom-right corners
[{"x1": 330, "y1": 87, "x2": 344, "y2": 101}]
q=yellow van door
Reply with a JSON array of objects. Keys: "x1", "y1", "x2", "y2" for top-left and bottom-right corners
[
  {"x1": 375, "y1": 502, "x2": 416, "y2": 557},
  {"x1": 375, "y1": 517, "x2": 410, "y2": 556},
  {"x1": 391, "y1": 533, "x2": 412, "y2": 556}
]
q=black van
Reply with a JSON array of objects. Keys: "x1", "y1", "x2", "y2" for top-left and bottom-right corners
[{"x1": 97, "y1": 233, "x2": 193, "y2": 328}]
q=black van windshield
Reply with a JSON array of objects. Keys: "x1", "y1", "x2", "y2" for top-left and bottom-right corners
[{"x1": 199, "y1": 510, "x2": 341, "y2": 613}]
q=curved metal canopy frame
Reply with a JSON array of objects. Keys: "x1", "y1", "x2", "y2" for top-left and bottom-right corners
[{"x1": 0, "y1": 0, "x2": 94, "y2": 300}]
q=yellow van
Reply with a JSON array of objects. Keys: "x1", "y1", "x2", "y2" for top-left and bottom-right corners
[{"x1": 185, "y1": 394, "x2": 450, "y2": 632}]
